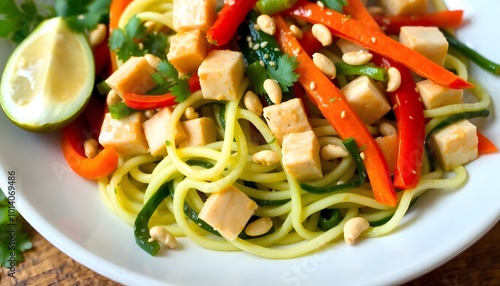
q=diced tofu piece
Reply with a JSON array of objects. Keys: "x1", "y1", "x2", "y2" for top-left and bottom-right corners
[
  {"x1": 335, "y1": 38, "x2": 368, "y2": 54},
  {"x1": 340, "y1": 76, "x2": 391, "y2": 125},
  {"x1": 142, "y1": 107, "x2": 187, "y2": 156},
  {"x1": 282, "y1": 131, "x2": 323, "y2": 182},
  {"x1": 198, "y1": 50, "x2": 245, "y2": 101},
  {"x1": 198, "y1": 185, "x2": 258, "y2": 240},
  {"x1": 167, "y1": 29, "x2": 208, "y2": 75},
  {"x1": 99, "y1": 112, "x2": 149, "y2": 157},
  {"x1": 416, "y1": 79, "x2": 463, "y2": 109},
  {"x1": 105, "y1": 57, "x2": 157, "y2": 97},
  {"x1": 379, "y1": 0, "x2": 427, "y2": 16},
  {"x1": 430, "y1": 119, "x2": 478, "y2": 171},
  {"x1": 179, "y1": 117, "x2": 216, "y2": 147},
  {"x1": 399, "y1": 26, "x2": 448, "y2": 66},
  {"x1": 263, "y1": 98, "x2": 313, "y2": 144},
  {"x1": 375, "y1": 135, "x2": 398, "y2": 174},
  {"x1": 173, "y1": 0, "x2": 216, "y2": 32}
]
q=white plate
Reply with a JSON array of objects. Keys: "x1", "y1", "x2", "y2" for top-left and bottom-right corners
[{"x1": 1, "y1": 1, "x2": 499, "y2": 285}]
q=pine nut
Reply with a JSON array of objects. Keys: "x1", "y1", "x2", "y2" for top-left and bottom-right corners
[
  {"x1": 251, "y1": 150, "x2": 280, "y2": 165},
  {"x1": 343, "y1": 217, "x2": 369, "y2": 245},
  {"x1": 263, "y1": 79, "x2": 282, "y2": 104},
  {"x1": 244, "y1": 90, "x2": 263, "y2": 116},
  {"x1": 184, "y1": 107, "x2": 199, "y2": 120},
  {"x1": 321, "y1": 144, "x2": 348, "y2": 160},
  {"x1": 84, "y1": 138, "x2": 99, "y2": 158},
  {"x1": 312, "y1": 52, "x2": 336, "y2": 79},
  {"x1": 311, "y1": 24, "x2": 333, "y2": 46},
  {"x1": 342, "y1": 50, "x2": 373, "y2": 66},
  {"x1": 106, "y1": 90, "x2": 121, "y2": 107},
  {"x1": 89, "y1": 23, "x2": 106, "y2": 48},
  {"x1": 257, "y1": 14, "x2": 276, "y2": 36},
  {"x1": 386, "y1": 67, "x2": 402, "y2": 92},
  {"x1": 379, "y1": 122, "x2": 397, "y2": 136},
  {"x1": 245, "y1": 217, "x2": 273, "y2": 237},
  {"x1": 289, "y1": 24, "x2": 303, "y2": 39}
]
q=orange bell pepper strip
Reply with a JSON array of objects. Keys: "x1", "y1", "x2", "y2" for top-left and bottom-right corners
[
  {"x1": 298, "y1": 27, "x2": 326, "y2": 56},
  {"x1": 109, "y1": 0, "x2": 134, "y2": 71},
  {"x1": 274, "y1": 15, "x2": 397, "y2": 207},
  {"x1": 343, "y1": 0, "x2": 425, "y2": 190},
  {"x1": 373, "y1": 10, "x2": 464, "y2": 35},
  {"x1": 206, "y1": 0, "x2": 258, "y2": 46},
  {"x1": 477, "y1": 131, "x2": 498, "y2": 154},
  {"x1": 61, "y1": 98, "x2": 119, "y2": 180},
  {"x1": 286, "y1": 0, "x2": 473, "y2": 90}
]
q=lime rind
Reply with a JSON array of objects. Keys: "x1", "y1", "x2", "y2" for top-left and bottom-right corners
[{"x1": 0, "y1": 17, "x2": 95, "y2": 133}]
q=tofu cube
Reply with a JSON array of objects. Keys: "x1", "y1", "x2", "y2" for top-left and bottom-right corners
[
  {"x1": 99, "y1": 112, "x2": 149, "y2": 157},
  {"x1": 340, "y1": 76, "x2": 391, "y2": 125},
  {"x1": 142, "y1": 107, "x2": 187, "y2": 156},
  {"x1": 167, "y1": 29, "x2": 208, "y2": 75},
  {"x1": 336, "y1": 38, "x2": 368, "y2": 54},
  {"x1": 173, "y1": 0, "x2": 216, "y2": 32},
  {"x1": 416, "y1": 79, "x2": 463, "y2": 109},
  {"x1": 399, "y1": 26, "x2": 449, "y2": 66},
  {"x1": 430, "y1": 119, "x2": 478, "y2": 171},
  {"x1": 282, "y1": 131, "x2": 323, "y2": 182},
  {"x1": 105, "y1": 57, "x2": 157, "y2": 97},
  {"x1": 198, "y1": 50, "x2": 245, "y2": 101},
  {"x1": 263, "y1": 98, "x2": 313, "y2": 144},
  {"x1": 379, "y1": 0, "x2": 427, "y2": 16},
  {"x1": 198, "y1": 185, "x2": 258, "y2": 240},
  {"x1": 179, "y1": 117, "x2": 216, "y2": 147}
]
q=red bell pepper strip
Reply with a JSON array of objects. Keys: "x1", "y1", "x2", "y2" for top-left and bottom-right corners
[
  {"x1": 61, "y1": 101, "x2": 119, "y2": 180},
  {"x1": 206, "y1": 0, "x2": 258, "y2": 46},
  {"x1": 298, "y1": 27, "x2": 326, "y2": 56},
  {"x1": 373, "y1": 10, "x2": 464, "y2": 35},
  {"x1": 123, "y1": 73, "x2": 201, "y2": 110},
  {"x1": 274, "y1": 14, "x2": 397, "y2": 207},
  {"x1": 477, "y1": 131, "x2": 498, "y2": 154},
  {"x1": 343, "y1": 0, "x2": 425, "y2": 190},
  {"x1": 109, "y1": 0, "x2": 134, "y2": 71},
  {"x1": 286, "y1": 0, "x2": 473, "y2": 90}
]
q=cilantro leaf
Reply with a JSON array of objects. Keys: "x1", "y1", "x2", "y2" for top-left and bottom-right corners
[
  {"x1": 0, "y1": 190, "x2": 33, "y2": 268},
  {"x1": 150, "y1": 60, "x2": 191, "y2": 102},
  {"x1": 170, "y1": 79, "x2": 191, "y2": 103},
  {"x1": 0, "y1": 0, "x2": 55, "y2": 43},
  {"x1": 143, "y1": 32, "x2": 169, "y2": 60},
  {"x1": 266, "y1": 55, "x2": 299, "y2": 92},
  {"x1": 156, "y1": 60, "x2": 180, "y2": 81},
  {"x1": 322, "y1": 0, "x2": 348, "y2": 12},
  {"x1": 55, "y1": 0, "x2": 110, "y2": 33}
]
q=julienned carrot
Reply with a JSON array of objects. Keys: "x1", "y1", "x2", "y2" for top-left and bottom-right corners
[
  {"x1": 274, "y1": 15, "x2": 397, "y2": 207},
  {"x1": 373, "y1": 10, "x2": 464, "y2": 35},
  {"x1": 477, "y1": 131, "x2": 498, "y2": 154},
  {"x1": 286, "y1": 0, "x2": 473, "y2": 90},
  {"x1": 344, "y1": 0, "x2": 425, "y2": 190},
  {"x1": 207, "y1": 0, "x2": 258, "y2": 46}
]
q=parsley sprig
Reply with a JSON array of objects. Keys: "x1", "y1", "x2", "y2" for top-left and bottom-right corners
[
  {"x1": 151, "y1": 60, "x2": 191, "y2": 103},
  {"x1": 249, "y1": 54, "x2": 299, "y2": 95},
  {"x1": 109, "y1": 15, "x2": 168, "y2": 62},
  {"x1": 0, "y1": 190, "x2": 32, "y2": 268}
]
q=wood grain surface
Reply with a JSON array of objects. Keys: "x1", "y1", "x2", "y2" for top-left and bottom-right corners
[{"x1": 1, "y1": 222, "x2": 499, "y2": 286}]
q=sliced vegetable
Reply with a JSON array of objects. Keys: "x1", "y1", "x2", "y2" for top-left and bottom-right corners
[
  {"x1": 298, "y1": 27, "x2": 324, "y2": 55},
  {"x1": 207, "y1": 0, "x2": 258, "y2": 46},
  {"x1": 109, "y1": 0, "x2": 134, "y2": 71},
  {"x1": 477, "y1": 131, "x2": 498, "y2": 154},
  {"x1": 317, "y1": 208, "x2": 342, "y2": 231},
  {"x1": 441, "y1": 29, "x2": 500, "y2": 75},
  {"x1": 134, "y1": 182, "x2": 170, "y2": 256},
  {"x1": 256, "y1": 0, "x2": 298, "y2": 15},
  {"x1": 335, "y1": 62, "x2": 387, "y2": 81},
  {"x1": 275, "y1": 15, "x2": 397, "y2": 206},
  {"x1": 286, "y1": 0, "x2": 473, "y2": 89},
  {"x1": 108, "y1": 101, "x2": 137, "y2": 119},
  {"x1": 374, "y1": 10, "x2": 463, "y2": 35}
]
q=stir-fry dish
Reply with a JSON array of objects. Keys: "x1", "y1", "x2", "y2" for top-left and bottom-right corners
[{"x1": 1, "y1": 0, "x2": 498, "y2": 258}]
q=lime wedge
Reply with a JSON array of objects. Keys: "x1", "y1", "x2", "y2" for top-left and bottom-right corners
[{"x1": 0, "y1": 17, "x2": 95, "y2": 132}]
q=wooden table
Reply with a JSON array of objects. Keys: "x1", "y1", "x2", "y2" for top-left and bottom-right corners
[{"x1": 2, "y1": 222, "x2": 499, "y2": 285}]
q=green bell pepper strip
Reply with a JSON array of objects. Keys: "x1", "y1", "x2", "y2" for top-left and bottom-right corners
[
  {"x1": 441, "y1": 29, "x2": 500, "y2": 75},
  {"x1": 335, "y1": 62, "x2": 387, "y2": 81},
  {"x1": 301, "y1": 137, "x2": 367, "y2": 194},
  {"x1": 109, "y1": 101, "x2": 137, "y2": 119},
  {"x1": 256, "y1": 0, "x2": 298, "y2": 15}
]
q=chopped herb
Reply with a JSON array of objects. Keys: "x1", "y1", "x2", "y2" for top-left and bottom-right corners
[
  {"x1": 55, "y1": 0, "x2": 110, "y2": 33},
  {"x1": 266, "y1": 55, "x2": 299, "y2": 92},
  {"x1": 152, "y1": 60, "x2": 191, "y2": 103},
  {"x1": 322, "y1": 0, "x2": 348, "y2": 12},
  {"x1": 165, "y1": 140, "x2": 171, "y2": 146}
]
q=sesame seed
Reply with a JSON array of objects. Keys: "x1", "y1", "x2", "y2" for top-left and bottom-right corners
[
  {"x1": 261, "y1": 41, "x2": 269, "y2": 48},
  {"x1": 336, "y1": 180, "x2": 345, "y2": 185},
  {"x1": 274, "y1": 47, "x2": 280, "y2": 51},
  {"x1": 248, "y1": 42, "x2": 253, "y2": 48},
  {"x1": 371, "y1": 37, "x2": 376, "y2": 43},
  {"x1": 310, "y1": 81, "x2": 316, "y2": 90},
  {"x1": 409, "y1": 115, "x2": 414, "y2": 120},
  {"x1": 340, "y1": 110, "x2": 346, "y2": 118},
  {"x1": 317, "y1": 1, "x2": 325, "y2": 8},
  {"x1": 264, "y1": 53, "x2": 270, "y2": 59},
  {"x1": 326, "y1": 11, "x2": 333, "y2": 15},
  {"x1": 269, "y1": 61, "x2": 276, "y2": 66},
  {"x1": 246, "y1": 35, "x2": 252, "y2": 42},
  {"x1": 360, "y1": 152, "x2": 366, "y2": 160},
  {"x1": 259, "y1": 60, "x2": 265, "y2": 67},
  {"x1": 412, "y1": 170, "x2": 417, "y2": 174},
  {"x1": 253, "y1": 43, "x2": 260, "y2": 50}
]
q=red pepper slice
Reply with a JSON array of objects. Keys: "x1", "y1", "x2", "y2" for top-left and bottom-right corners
[
  {"x1": 206, "y1": 0, "x2": 258, "y2": 46},
  {"x1": 477, "y1": 131, "x2": 498, "y2": 154},
  {"x1": 344, "y1": 0, "x2": 425, "y2": 190},
  {"x1": 274, "y1": 14, "x2": 397, "y2": 207},
  {"x1": 287, "y1": 0, "x2": 473, "y2": 90},
  {"x1": 123, "y1": 73, "x2": 201, "y2": 110},
  {"x1": 373, "y1": 10, "x2": 464, "y2": 35},
  {"x1": 61, "y1": 98, "x2": 118, "y2": 180},
  {"x1": 298, "y1": 27, "x2": 326, "y2": 56}
]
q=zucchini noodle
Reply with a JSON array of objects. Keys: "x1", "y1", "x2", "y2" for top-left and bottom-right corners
[{"x1": 97, "y1": 0, "x2": 491, "y2": 259}]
